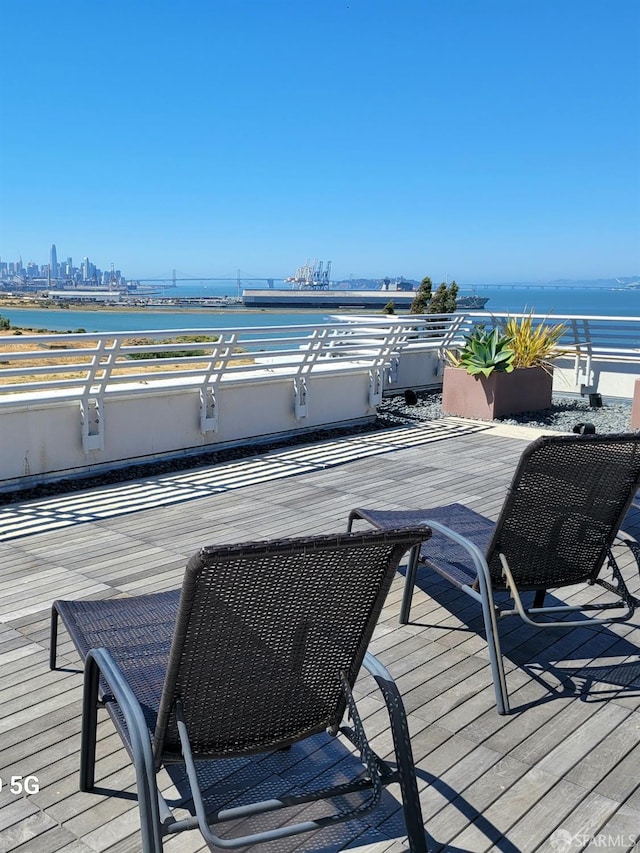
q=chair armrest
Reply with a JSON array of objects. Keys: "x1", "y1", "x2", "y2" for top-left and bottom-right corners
[
  {"x1": 616, "y1": 528, "x2": 639, "y2": 545},
  {"x1": 362, "y1": 650, "x2": 394, "y2": 684},
  {"x1": 85, "y1": 648, "x2": 154, "y2": 751},
  {"x1": 421, "y1": 518, "x2": 494, "y2": 600},
  {"x1": 84, "y1": 648, "x2": 165, "y2": 847}
]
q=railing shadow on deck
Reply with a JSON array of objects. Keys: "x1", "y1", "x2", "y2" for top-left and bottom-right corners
[{"x1": 0, "y1": 419, "x2": 490, "y2": 543}]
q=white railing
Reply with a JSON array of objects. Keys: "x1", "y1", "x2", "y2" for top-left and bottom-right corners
[
  {"x1": 4, "y1": 312, "x2": 639, "y2": 404},
  {"x1": 334, "y1": 311, "x2": 640, "y2": 396},
  {"x1": 0, "y1": 319, "x2": 441, "y2": 447},
  {"x1": 0, "y1": 321, "x2": 413, "y2": 402},
  {"x1": 330, "y1": 312, "x2": 468, "y2": 354},
  {"x1": 391, "y1": 311, "x2": 640, "y2": 362}
]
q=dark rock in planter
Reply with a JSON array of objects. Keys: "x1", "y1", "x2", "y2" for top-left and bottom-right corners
[{"x1": 442, "y1": 365, "x2": 553, "y2": 419}]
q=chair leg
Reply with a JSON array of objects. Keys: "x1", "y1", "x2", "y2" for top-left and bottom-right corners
[
  {"x1": 80, "y1": 654, "x2": 100, "y2": 791},
  {"x1": 399, "y1": 545, "x2": 420, "y2": 625},
  {"x1": 365, "y1": 654, "x2": 428, "y2": 853},
  {"x1": 533, "y1": 589, "x2": 546, "y2": 608},
  {"x1": 49, "y1": 605, "x2": 59, "y2": 670},
  {"x1": 386, "y1": 693, "x2": 428, "y2": 853},
  {"x1": 346, "y1": 510, "x2": 360, "y2": 533},
  {"x1": 478, "y1": 596, "x2": 510, "y2": 715}
]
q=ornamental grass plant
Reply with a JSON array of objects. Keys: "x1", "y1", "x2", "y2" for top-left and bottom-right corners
[
  {"x1": 503, "y1": 312, "x2": 568, "y2": 372},
  {"x1": 447, "y1": 312, "x2": 568, "y2": 381}
]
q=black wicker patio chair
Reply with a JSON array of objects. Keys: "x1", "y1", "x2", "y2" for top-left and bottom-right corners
[
  {"x1": 348, "y1": 432, "x2": 640, "y2": 715},
  {"x1": 50, "y1": 527, "x2": 430, "y2": 853}
]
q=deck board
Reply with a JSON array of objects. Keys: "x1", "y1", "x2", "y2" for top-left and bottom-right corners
[{"x1": 1, "y1": 419, "x2": 640, "y2": 851}]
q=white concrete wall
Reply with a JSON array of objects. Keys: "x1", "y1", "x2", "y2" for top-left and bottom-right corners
[
  {"x1": 0, "y1": 370, "x2": 377, "y2": 492},
  {"x1": 384, "y1": 348, "x2": 443, "y2": 392},
  {"x1": 553, "y1": 357, "x2": 640, "y2": 399}
]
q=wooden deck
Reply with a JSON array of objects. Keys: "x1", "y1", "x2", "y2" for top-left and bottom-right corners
[{"x1": 2, "y1": 418, "x2": 640, "y2": 853}]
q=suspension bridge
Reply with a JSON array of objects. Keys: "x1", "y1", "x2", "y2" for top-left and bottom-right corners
[{"x1": 132, "y1": 270, "x2": 279, "y2": 286}]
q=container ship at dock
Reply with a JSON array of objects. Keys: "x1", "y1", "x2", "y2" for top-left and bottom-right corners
[{"x1": 241, "y1": 260, "x2": 489, "y2": 311}]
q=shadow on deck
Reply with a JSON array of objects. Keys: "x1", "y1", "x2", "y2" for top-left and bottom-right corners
[{"x1": 1, "y1": 420, "x2": 640, "y2": 852}]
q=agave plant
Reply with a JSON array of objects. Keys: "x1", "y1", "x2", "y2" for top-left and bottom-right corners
[
  {"x1": 503, "y1": 312, "x2": 567, "y2": 372},
  {"x1": 448, "y1": 325, "x2": 515, "y2": 378}
]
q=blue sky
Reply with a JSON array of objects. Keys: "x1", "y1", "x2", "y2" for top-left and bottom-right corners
[{"x1": 0, "y1": 0, "x2": 638, "y2": 284}]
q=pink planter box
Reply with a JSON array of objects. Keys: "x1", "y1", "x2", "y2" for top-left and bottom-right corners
[{"x1": 442, "y1": 365, "x2": 553, "y2": 420}]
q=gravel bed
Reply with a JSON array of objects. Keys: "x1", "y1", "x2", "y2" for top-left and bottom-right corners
[
  {"x1": 0, "y1": 391, "x2": 633, "y2": 506},
  {"x1": 376, "y1": 390, "x2": 634, "y2": 434}
]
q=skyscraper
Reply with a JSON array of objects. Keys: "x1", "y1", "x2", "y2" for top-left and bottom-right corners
[{"x1": 50, "y1": 244, "x2": 58, "y2": 280}]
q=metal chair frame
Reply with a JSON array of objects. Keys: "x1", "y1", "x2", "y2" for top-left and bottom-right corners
[
  {"x1": 51, "y1": 528, "x2": 430, "y2": 852},
  {"x1": 348, "y1": 433, "x2": 640, "y2": 715}
]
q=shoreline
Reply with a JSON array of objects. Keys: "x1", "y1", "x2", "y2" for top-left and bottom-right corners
[
  {"x1": 0, "y1": 299, "x2": 364, "y2": 337},
  {"x1": 0, "y1": 297, "x2": 294, "y2": 315},
  {"x1": 0, "y1": 297, "x2": 343, "y2": 321}
]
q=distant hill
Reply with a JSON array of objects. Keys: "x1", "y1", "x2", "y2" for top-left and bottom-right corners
[
  {"x1": 333, "y1": 276, "x2": 640, "y2": 291},
  {"x1": 467, "y1": 276, "x2": 640, "y2": 289}
]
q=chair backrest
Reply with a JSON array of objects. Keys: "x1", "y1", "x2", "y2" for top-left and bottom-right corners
[
  {"x1": 153, "y1": 527, "x2": 426, "y2": 761},
  {"x1": 486, "y1": 432, "x2": 640, "y2": 590}
]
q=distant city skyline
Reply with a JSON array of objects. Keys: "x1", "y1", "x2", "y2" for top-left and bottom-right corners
[
  {"x1": 3, "y1": 239, "x2": 638, "y2": 289},
  {"x1": 0, "y1": 243, "x2": 127, "y2": 286},
  {"x1": 0, "y1": 1, "x2": 638, "y2": 284},
  {"x1": 0, "y1": 242, "x2": 637, "y2": 288}
]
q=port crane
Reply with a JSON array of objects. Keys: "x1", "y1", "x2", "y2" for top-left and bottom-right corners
[{"x1": 284, "y1": 259, "x2": 332, "y2": 290}]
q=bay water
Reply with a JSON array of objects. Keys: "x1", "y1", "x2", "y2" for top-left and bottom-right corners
[{"x1": 1, "y1": 282, "x2": 639, "y2": 334}]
